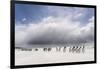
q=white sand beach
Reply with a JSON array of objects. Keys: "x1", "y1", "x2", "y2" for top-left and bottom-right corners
[{"x1": 15, "y1": 46, "x2": 94, "y2": 65}]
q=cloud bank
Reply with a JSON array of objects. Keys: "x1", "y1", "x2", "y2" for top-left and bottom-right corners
[{"x1": 15, "y1": 16, "x2": 94, "y2": 45}]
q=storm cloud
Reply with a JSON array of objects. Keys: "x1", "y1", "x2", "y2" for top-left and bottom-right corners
[{"x1": 15, "y1": 16, "x2": 94, "y2": 45}]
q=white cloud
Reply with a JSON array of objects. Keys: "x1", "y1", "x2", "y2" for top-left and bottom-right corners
[
  {"x1": 22, "y1": 18, "x2": 26, "y2": 22},
  {"x1": 15, "y1": 15, "x2": 94, "y2": 46},
  {"x1": 74, "y1": 13, "x2": 83, "y2": 18},
  {"x1": 89, "y1": 16, "x2": 94, "y2": 22},
  {"x1": 46, "y1": 6, "x2": 87, "y2": 19}
]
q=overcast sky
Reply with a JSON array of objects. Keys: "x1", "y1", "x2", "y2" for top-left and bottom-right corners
[{"x1": 15, "y1": 4, "x2": 94, "y2": 46}]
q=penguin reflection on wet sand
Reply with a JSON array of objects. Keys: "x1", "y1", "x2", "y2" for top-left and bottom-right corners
[{"x1": 69, "y1": 46, "x2": 85, "y2": 53}]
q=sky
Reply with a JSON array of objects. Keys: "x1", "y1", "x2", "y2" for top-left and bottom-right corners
[
  {"x1": 15, "y1": 4, "x2": 94, "y2": 25},
  {"x1": 15, "y1": 3, "x2": 95, "y2": 46}
]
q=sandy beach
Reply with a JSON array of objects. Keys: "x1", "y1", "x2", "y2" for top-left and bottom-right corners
[{"x1": 15, "y1": 46, "x2": 94, "y2": 65}]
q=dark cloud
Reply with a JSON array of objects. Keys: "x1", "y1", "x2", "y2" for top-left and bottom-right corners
[{"x1": 15, "y1": 16, "x2": 94, "y2": 47}]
